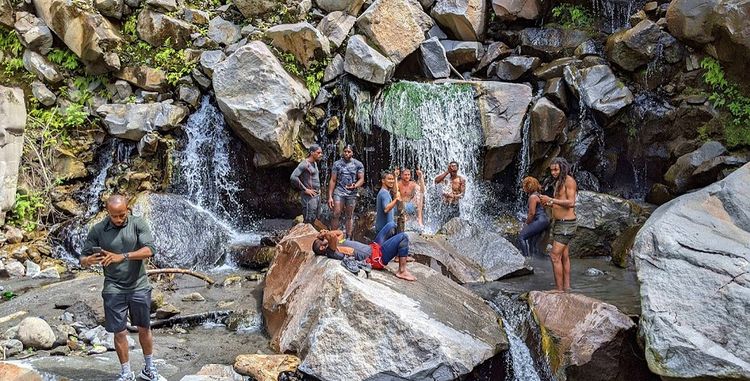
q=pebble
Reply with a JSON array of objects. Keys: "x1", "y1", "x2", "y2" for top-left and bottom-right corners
[
  {"x1": 585, "y1": 268, "x2": 605, "y2": 277},
  {"x1": 182, "y1": 292, "x2": 206, "y2": 302}
]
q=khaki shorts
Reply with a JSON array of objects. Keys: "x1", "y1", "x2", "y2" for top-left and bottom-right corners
[{"x1": 552, "y1": 219, "x2": 577, "y2": 245}]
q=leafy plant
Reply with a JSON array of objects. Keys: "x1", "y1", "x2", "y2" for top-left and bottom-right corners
[
  {"x1": 278, "y1": 52, "x2": 328, "y2": 98},
  {"x1": 551, "y1": 4, "x2": 593, "y2": 30},
  {"x1": 700, "y1": 57, "x2": 750, "y2": 147},
  {"x1": 0, "y1": 29, "x2": 26, "y2": 76},
  {"x1": 47, "y1": 48, "x2": 81, "y2": 71},
  {"x1": 7, "y1": 192, "x2": 46, "y2": 231},
  {"x1": 2, "y1": 291, "x2": 17, "y2": 301}
]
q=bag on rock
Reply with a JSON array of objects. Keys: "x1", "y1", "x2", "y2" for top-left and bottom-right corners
[{"x1": 366, "y1": 243, "x2": 385, "y2": 270}]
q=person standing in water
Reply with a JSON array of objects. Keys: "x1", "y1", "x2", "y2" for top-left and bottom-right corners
[
  {"x1": 434, "y1": 161, "x2": 465, "y2": 222},
  {"x1": 327, "y1": 144, "x2": 364, "y2": 238},
  {"x1": 519, "y1": 176, "x2": 549, "y2": 256},
  {"x1": 539, "y1": 157, "x2": 577, "y2": 292},
  {"x1": 290, "y1": 144, "x2": 323, "y2": 223},
  {"x1": 375, "y1": 170, "x2": 400, "y2": 236},
  {"x1": 398, "y1": 168, "x2": 425, "y2": 227}
]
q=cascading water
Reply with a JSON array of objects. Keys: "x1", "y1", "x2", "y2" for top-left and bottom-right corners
[
  {"x1": 591, "y1": 0, "x2": 644, "y2": 32},
  {"x1": 374, "y1": 81, "x2": 485, "y2": 231}
]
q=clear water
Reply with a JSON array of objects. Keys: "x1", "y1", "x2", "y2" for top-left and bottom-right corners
[{"x1": 591, "y1": 0, "x2": 644, "y2": 32}]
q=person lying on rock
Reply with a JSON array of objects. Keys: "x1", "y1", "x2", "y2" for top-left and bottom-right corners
[{"x1": 312, "y1": 221, "x2": 416, "y2": 281}]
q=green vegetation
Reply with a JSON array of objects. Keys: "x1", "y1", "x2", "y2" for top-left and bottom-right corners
[
  {"x1": 0, "y1": 28, "x2": 26, "y2": 77},
  {"x1": 278, "y1": 52, "x2": 329, "y2": 98},
  {"x1": 7, "y1": 192, "x2": 46, "y2": 232},
  {"x1": 551, "y1": 4, "x2": 594, "y2": 30},
  {"x1": 48, "y1": 48, "x2": 81, "y2": 71},
  {"x1": 700, "y1": 57, "x2": 750, "y2": 147}
]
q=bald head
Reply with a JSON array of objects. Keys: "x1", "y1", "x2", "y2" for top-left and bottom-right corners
[
  {"x1": 107, "y1": 195, "x2": 128, "y2": 208},
  {"x1": 106, "y1": 195, "x2": 129, "y2": 226}
]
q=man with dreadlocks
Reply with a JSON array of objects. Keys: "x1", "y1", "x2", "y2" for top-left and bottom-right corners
[{"x1": 539, "y1": 157, "x2": 577, "y2": 292}]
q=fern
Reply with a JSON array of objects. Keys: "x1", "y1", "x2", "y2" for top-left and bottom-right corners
[{"x1": 700, "y1": 57, "x2": 750, "y2": 147}]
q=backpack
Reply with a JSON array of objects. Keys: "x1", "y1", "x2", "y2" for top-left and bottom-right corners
[{"x1": 366, "y1": 243, "x2": 385, "y2": 270}]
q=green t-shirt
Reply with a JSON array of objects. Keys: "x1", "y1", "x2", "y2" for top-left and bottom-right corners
[{"x1": 81, "y1": 215, "x2": 157, "y2": 294}]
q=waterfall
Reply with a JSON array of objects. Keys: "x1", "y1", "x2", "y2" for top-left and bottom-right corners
[
  {"x1": 590, "y1": 0, "x2": 644, "y2": 32},
  {"x1": 374, "y1": 81, "x2": 484, "y2": 231}
]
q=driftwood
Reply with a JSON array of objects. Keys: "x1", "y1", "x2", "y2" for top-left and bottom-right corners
[
  {"x1": 150, "y1": 310, "x2": 232, "y2": 329},
  {"x1": 146, "y1": 268, "x2": 215, "y2": 285}
]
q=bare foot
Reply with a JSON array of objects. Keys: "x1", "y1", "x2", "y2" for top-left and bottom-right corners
[
  {"x1": 406, "y1": 256, "x2": 415, "y2": 262},
  {"x1": 395, "y1": 270, "x2": 416, "y2": 281}
]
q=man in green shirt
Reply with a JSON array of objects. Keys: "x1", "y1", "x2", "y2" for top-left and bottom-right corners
[{"x1": 81, "y1": 195, "x2": 162, "y2": 381}]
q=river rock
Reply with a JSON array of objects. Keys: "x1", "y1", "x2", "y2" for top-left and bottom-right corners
[
  {"x1": 266, "y1": 22, "x2": 330, "y2": 69},
  {"x1": 441, "y1": 40, "x2": 484, "y2": 68},
  {"x1": 115, "y1": 66, "x2": 168, "y2": 92},
  {"x1": 131, "y1": 192, "x2": 233, "y2": 269},
  {"x1": 563, "y1": 64, "x2": 633, "y2": 118},
  {"x1": 35, "y1": 267, "x2": 60, "y2": 279},
  {"x1": 0, "y1": 362, "x2": 43, "y2": 380},
  {"x1": 14, "y1": 12, "x2": 53, "y2": 54},
  {"x1": 519, "y1": 28, "x2": 588, "y2": 60},
  {"x1": 81, "y1": 325, "x2": 135, "y2": 350},
  {"x1": 17, "y1": 317, "x2": 56, "y2": 350},
  {"x1": 4, "y1": 261, "x2": 25, "y2": 277},
  {"x1": 97, "y1": 101, "x2": 189, "y2": 141},
  {"x1": 419, "y1": 37, "x2": 450, "y2": 79},
  {"x1": 530, "y1": 97, "x2": 566, "y2": 143},
  {"x1": 234, "y1": 354, "x2": 301, "y2": 381},
  {"x1": 491, "y1": 0, "x2": 540, "y2": 21},
  {"x1": 409, "y1": 218, "x2": 526, "y2": 283},
  {"x1": 2, "y1": 339, "x2": 24, "y2": 357},
  {"x1": 606, "y1": 20, "x2": 683, "y2": 71},
  {"x1": 213, "y1": 42, "x2": 310, "y2": 167},
  {"x1": 528, "y1": 291, "x2": 652, "y2": 381},
  {"x1": 494, "y1": 55, "x2": 540, "y2": 80},
  {"x1": 663, "y1": 140, "x2": 728, "y2": 193},
  {"x1": 633, "y1": 163, "x2": 750, "y2": 380},
  {"x1": 137, "y1": 9, "x2": 197, "y2": 49},
  {"x1": 30, "y1": 81, "x2": 56, "y2": 106},
  {"x1": 343, "y1": 35, "x2": 395, "y2": 84},
  {"x1": 263, "y1": 224, "x2": 507, "y2": 380},
  {"x1": 23, "y1": 50, "x2": 63, "y2": 84},
  {"x1": 315, "y1": 0, "x2": 365, "y2": 14},
  {"x1": 33, "y1": 0, "x2": 123, "y2": 73},
  {"x1": 207, "y1": 17, "x2": 241, "y2": 46},
  {"x1": 23, "y1": 260, "x2": 40, "y2": 278},
  {"x1": 0, "y1": 86, "x2": 25, "y2": 217},
  {"x1": 356, "y1": 0, "x2": 431, "y2": 64},
  {"x1": 431, "y1": 0, "x2": 486, "y2": 41},
  {"x1": 317, "y1": 11, "x2": 355, "y2": 48}
]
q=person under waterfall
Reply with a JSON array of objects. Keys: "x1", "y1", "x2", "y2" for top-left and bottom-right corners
[
  {"x1": 519, "y1": 176, "x2": 550, "y2": 257},
  {"x1": 434, "y1": 161, "x2": 466, "y2": 223},
  {"x1": 327, "y1": 144, "x2": 364, "y2": 238},
  {"x1": 375, "y1": 169, "x2": 400, "y2": 235},
  {"x1": 290, "y1": 144, "x2": 323, "y2": 224},
  {"x1": 398, "y1": 168, "x2": 426, "y2": 228},
  {"x1": 539, "y1": 157, "x2": 578, "y2": 292},
  {"x1": 80, "y1": 195, "x2": 164, "y2": 381}
]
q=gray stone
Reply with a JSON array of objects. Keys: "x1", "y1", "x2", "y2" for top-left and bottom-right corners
[
  {"x1": 81, "y1": 325, "x2": 135, "y2": 350},
  {"x1": 264, "y1": 224, "x2": 508, "y2": 380},
  {"x1": 343, "y1": 35, "x2": 395, "y2": 85},
  {"x1": 418, "y1": 37, "x2": 450, "y2": 79},
  {"x1": 533, "y1": 57, "x2": 583, "y2": 80},
  {"x1": 240, "y1": 24, "x2": 257, "y2": 37},
  {"x1": 31, "y1": 81, "x2": 56, "y2": 106},
  {"x1": 183, "y1": 8, "x2": 210, "y2": 24},
  {"x1": 492, "y1": 0, "x2": 540, "y2": 21},
  {"x1": 14, "y1": 12, "x2": 53, "y2": 54},
  {"x1": 109, "y1": 80, "x2": 132, "y2": 103},
  {"x1": 155, "y1": 304, "x2": 180, "y2": 319},
  {"x1": 431, "y1": 0, "x2": 486, "y2": 41},
  {"x1": 4, "y1": 261, "x2": 25, "y2": 277},
  {"x1": 530, "y1": 97, "x2": 565, "y2": 143},
  {"x1": 314, "y1": 0, "x2": 365, "y2": 14},
  {"x1": 427, "y1": 24, "x2": 448, "y2": 40},
  {"x1": 494, "y1": 55, "x2": 540, "y2": 80},
  {"x1": 191, "y1": 67, "x2": 211, "y2": 89},
  {"x1": 475, "y1": 41, "x2": 511, "y2": 73},
  {"x1": 323, "y1": 54, "x2": 344, "y2": 83},
  {"x1": 35, "y1": 267, "x2": 60, "y2": 279},
  {"x1": 606, "y1": 20, "x2": 683, "y2": 71},
  {"x1": 266, "y1": 22, "x2": 330, "y2": 69},
  {"x1": 575, "y1": 40, "x2": 600, "y2": 57},
  {"x1": 234, "y1": 0, "x2": 276, "y2": 17},
  {"x1": 96, "y1": 101, "x2": 189, "y2": 141},
  {"x1": 199, "y1": 50, "x2": 226, "y2": 78},
  {"x1": 585, "y1": 267, "x2": 605, "y2": 277},
  {"x1": 137, "y1": 132, "x2": 160, "y2": 157},
  {"x1": 94, "y1": 0, "x2": 124, "y2": 18},
  {"x1": 137, "y1": 9, "x2": 197, "y2": 48},
  {"x1": 519, "y1": 28, "x2": 588, "y2": 59},
  {"x1": 24, "y1": 260, "x2": 40, "y2": 278},
  {"x1": 664, "y1": 140, "x2": 728, "y2": 193},
  {"x1": 213, "y1": 42, "x2": 310, "y2": 167},
  {"x1": 224, "y1": 37, "x2": 247, "y2": 55},
  {"x1": 208, "y1": 17, "x2": 241, "y2": 46},
  {"x1": 182, "y1": 292, "x2": 206, "y2": 302},
  {"x1": 115, "y1": 66, "x2": 167, "y2": 92},
  {"x1": 17, "y1": 317, "x2": 56, "y2": 350},
  {"x1": 441, "y1": 40, "x2": 484, "y2": 68},
  {"x1": 145, "y1": 0, "x2": 177, "y2": 12},
  {"x1": 317, "y1": 11, "x2": 355, "y2": 48},
  {"x1": 178, "y1": 85, "x2": 200, "y2": 107},
  {"x1": 356, "y1": 0, "x2": 431, "y2": 64},
  {"x1": 0, "y1": 0, "x2": 13, "y2": 28},
  {"x1": 2, "y1": 339, "x2": 23, "y2": 357},
  {"x1": 5, "y1": 226, "x2": 23, "y2": 243},
  {"x1": 0, "y1": 86, "x2": 25, "y2": 215},
  {"x1": 563, "y1": 64, "x2": 633, "y2": 118},
  {"x1": 23, "y1": 49, "x2": 63, "y2": 83},
  {"x1": 633, "y1": 163, "x2": 750, "y2": 380}
]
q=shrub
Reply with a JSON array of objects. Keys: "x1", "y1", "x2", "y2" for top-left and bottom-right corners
[
  {"x1": 551, "y1": 4, "x2": 593, "y2": 30},
  {"x1": 701, "y1": 57, "x2": 750, "y2": 147}
]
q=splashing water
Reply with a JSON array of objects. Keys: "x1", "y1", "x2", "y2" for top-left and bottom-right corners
[
  {"x1": 591, "y1": 0, "x2": 643, "y2": 32},
  {"x1": 374, "y1": 81, "x2": 485, "y2": 232}
]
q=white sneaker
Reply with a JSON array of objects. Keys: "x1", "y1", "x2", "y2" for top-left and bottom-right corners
[
  {"x1": 139, "y1": 366, "x2": 166, "y2": 381},
  {"x1": 115, "y1": 372, "x2": 135, "y2": 381}
]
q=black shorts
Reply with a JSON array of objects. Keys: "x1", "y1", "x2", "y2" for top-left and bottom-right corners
[{"x1": 102, "y1": 290, "x2": 152, "y2": 333}]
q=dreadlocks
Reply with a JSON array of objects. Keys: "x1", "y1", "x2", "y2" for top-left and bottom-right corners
[{"x1": 551, "y1": 157, "x2": 572, "y2": 194}]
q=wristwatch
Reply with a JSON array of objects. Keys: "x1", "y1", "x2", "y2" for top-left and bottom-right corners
[{"x1": 123, "y1": 252, "x2": 130, "y2": 261}]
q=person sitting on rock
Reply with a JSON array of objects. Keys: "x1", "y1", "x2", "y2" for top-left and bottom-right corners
[
  {"x1": 312, "y1": 221, "x2": 416, "y2": 281},
  {"x1": 519, "y1": 176, "x2": 550, "y2": 256}
]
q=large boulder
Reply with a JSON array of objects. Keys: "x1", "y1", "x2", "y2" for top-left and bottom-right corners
[
  {"x1": 493, "y1": 55, "x2": 540, "y2": 80},
  {"x1": 17, "y1": 317, "x2": 56, "y2": 350},
  {"x1": 115, "y1": 66, "x2": 168, "y2": 91},
  {"x1": 519, "y1": 28, "x2": 588, "y2": 60},
  {"x1": 491, "y1": 0, "x2": 540, "y2": 21},
  {"x1": 419, "y1": 37, "x2": 451, "y2": 79},
  {"x1": 606, "y1": 20, "x2": 683, "y2": 71},
  {"x1": 528, "y1": 291, "x2": 653, "y2": 381},
  {"x1": 131, "y1": 192, "x2": 232, "y2": 269},
  {"x1": 431, "y1": 0, "x2": 486, "y2": 41},
  {"x1": 563, "y1": 64, "x2": 633, "y2": 118},
  {"x1": 408, "y1": 218, "x2": 526, "y2": 283},
  {"x1": 317, "y1": 11, "x2": 356, "y2": 49},
  {"x1": 356, "y1": 0, "x2": 431, "y2": 64},
  {"x1": 22, "y1": 50, "x2": 63, "y2": 83},
  {"x1": 33, "y1": 0, "x2": 123, "y2": 73},
  {"x1": 633, "y1": 163, "x2": 750, "y2": 379},
  {"x1": 663, "y1": 140, "x2": 729, "y2": 193},
  {"x1": 266, "y1": 22, "x2": 330, "y2": 68},
  {"x1": 0, "y1": 362, "x2": 42, "y2": 381},
  {"x1": 263, "y1": 224, "x2": 507, "y2": 380},
  {"x1": 213, "y1": 42, "x2": 310, "y2": 167},
  {"x1": 343, "y1": 35, "x2": 395, "y2": 84},
  {"x1": 0, "y1": 87, "x2": 25, "y2": 220},
  {"x1": 530, "y1": 96, "x2": 566, "y2": 143},
  {"x1": 96, "y1": 101, "x2": 189, "y2": 141},
  {"x1": 137, "y1": 9, "x2": 197, "y2": 49}
]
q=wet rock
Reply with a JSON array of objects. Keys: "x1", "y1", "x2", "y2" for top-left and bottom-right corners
[
  {"x1": 234, "y1": 354, "x2": 301, "y2": 381},
  {"x1": 317, "y1": 11, "x2": 355, "y2": 48},
  {"x1": 494, "y1": 55, "x2": 540, "y2": 80},
  {"x1": 633, "y1": 163, "x2": 750, "y2": 380},
  {"x1": 207, "y1": 17, "x2": 241, "y2": 46},
  {"x1": 315, "y1": 0, "x2": 365, "y2": 14},
  {"x1": 2, "y1": 339, "x2": 24, "y2": 357},
  {"x1": 199, "y1": 50, "x2": 225, "y2": 78},
  {"x1": 322, "y1": 54, "x2": 344, "y2": 83},
  {"x1": 441, "y1": 40, "x2": 484, "y2": 68},
  {"x1": 474, "y1": 41, "x2": 512, "y2": 73},
  {"x1": 231, "y1": 246, "x2": 276, "y2": 269},
  {"x1": 137, "y1": 9, "x2": 197, "y2": 49},
  {"x1": 14, "y1": 12, "x2": 53, "y2": 54},
  {"x1": 0, "y1": 362, "x2": 42, "y2": 380},
  {"x1": 519, "y1": 28, "x2": 588, "y2": 59},
  {"x1": 23, "y1": 50, "x2": 63, "y2": 84},
  {"x1": 17, "y1": 317, "x2": 56, "y2": 350},
  {"x1": 114, "y1": 66, "x2": 168, "y2": 92},
  {"x1": 97, "y1": 101, "x2": 189, "y2": 141},
  {"x1": 606, "y1": 20, "x2": 683, "y2": 71},
  {"x1": 544, "y1": 77, "x2": 568, "y2": 112},
  {"x1": 266, "y1": 22, "x2": 330, "y2": 68},
  {"x1": 584, "y1": 267, "x2": 605, "y2": 276},
  {"x1": 530, "y1": 97, "x2": 566, "y2": 143},
  {"x1": 418, "y1": 37, "x2": 450, "y2": 79},
  {"x1": 31, "y1": 81, "x2": 56, "y2": 106},
  {"x1": 178, "y1": 85, "x2": 200, "y2": 107},
  {"x1": 357, "y1": 0, "x2": 430, "y2": 64},
  {"x1": 491, "y1": 0, "x2": 540, "y2": 21},
  {"x1": 213, "y1": 42, "x2": 310, "y2": 167},
  {"x1": 563, "y1": 64, "x2": 633, "y2": 118},
  {"x1": 666, "y1": 0, "x2": 718, "y2": 45},
  {"x1": 663, "y1": 140, "x2": 727, "y2": 193},
  {"x1": 645, "y1": 183, "x2": 673, "y2": 205},
  {"x1": 263, "y1": 224, "x2": 507, "y2": 380},
  {"x1": 50, "y1": 345, "x2": 70, "y2": 356},
  {"x1": 64, "y1": 301, "x2": 101, "y2": 328},
  {"x1": 33, "y1": 0, "x2": 123, "y2": 73},
  {"x1": 155, "y1": 304, "x2": 180, "y2": 319},
  {"x1": 343, "y1": 35, "x2": 395, "y2": 84},
  {"x1": 81, "y1": 325, "x2": 135, "y2": 350},
  {"x1": 431, "y1": 0, "x2": 486, "y2": 41},
  {"x1": 528, "y1": 291, "x2": 652, "y2": 381},
  {"x1": 574, "y1": 40, "x2": 600, "y2": 57},
  {"x1": 533, "y1": 57, "x2": 583, "y2": 80},
  {"x1": 52, "y1": 147, "x2": 87, "y2": 180},
  {"x1": 24, "y1": 260, "x2": 40, "y2": 278}
]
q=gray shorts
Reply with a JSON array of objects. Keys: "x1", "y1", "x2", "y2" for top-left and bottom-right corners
[
  {"x1": 552, "y1": 219, "x2": 577, "y2": 245},
  {"x1": 102, "y1": 290, "x2": 152, "y2": 333},
  {"x1": 301, "y1": 193, "x2": 320, "y2": 223},
  {"x1": 333, "y1": 193, "x2": 357, "y2": 207}
]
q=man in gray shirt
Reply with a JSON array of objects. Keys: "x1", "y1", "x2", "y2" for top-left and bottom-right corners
[
  {"x1": 327, "y1": 144, "x2": 364, "y2": 237},
  {"x1": 290, "y1": 144, "x2": 323, "y2": 223}
]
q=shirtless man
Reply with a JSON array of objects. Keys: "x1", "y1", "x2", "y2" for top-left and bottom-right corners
[
  {"x1": 434, "y1": 161, "x2": 465, "y2": 221},
  {"x1": 539, "y1": 157, "x2": 577, "y2": 292},
  {"x1": 398, "y1": 168, "x2": 425, "y2": 226}
]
